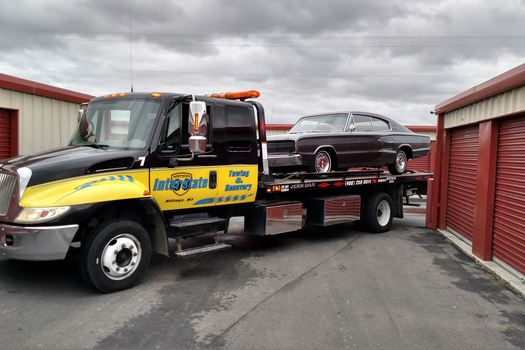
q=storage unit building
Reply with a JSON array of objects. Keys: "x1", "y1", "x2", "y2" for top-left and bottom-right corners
[
  {"x1": 404, "y1": 126, "x2": 436, "y2": 172},
  {"x1": 428, "y1": 63, "x2": 525, "y2": 278},
  {"x1": 266, "y1": 123, "x2": 293, "y2": 136},
  {"x1": 0, "y1": 73, "x2": 93, "y2": 158}
]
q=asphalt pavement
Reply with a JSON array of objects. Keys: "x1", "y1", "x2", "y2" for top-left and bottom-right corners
[{"x1": 0, "y1": 211, "x2": 523, "y2": 349}]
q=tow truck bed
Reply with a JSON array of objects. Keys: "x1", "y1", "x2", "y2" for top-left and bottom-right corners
[{"x1": 262, "y1": 169, "x2": 432, "y2": 194}]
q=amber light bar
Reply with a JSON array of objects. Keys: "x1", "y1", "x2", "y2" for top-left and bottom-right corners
[{"x1": 207, "y1": 90, "x2": 260, "y2": 100}]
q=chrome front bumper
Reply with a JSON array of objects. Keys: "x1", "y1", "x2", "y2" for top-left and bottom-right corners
[
  {"x1": 267, "y1": 153, "x2": 302, "y2": 168},
  {"x1": 0, "y1": 223, "x2": 79, "y2": 261}
]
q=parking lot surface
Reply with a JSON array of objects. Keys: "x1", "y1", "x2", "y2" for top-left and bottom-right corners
[{"x1": 0, "y1": 213, "x2": 524, "y2": 349}]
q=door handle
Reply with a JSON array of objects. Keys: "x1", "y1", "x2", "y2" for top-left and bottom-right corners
[{"x1": 209, "y1": 170, "x2": 217, "y2": 189}]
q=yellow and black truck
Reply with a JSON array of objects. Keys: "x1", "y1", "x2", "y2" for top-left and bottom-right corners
[{"x1": 0, "y1": 90, "x2": 430, "y2": 292}]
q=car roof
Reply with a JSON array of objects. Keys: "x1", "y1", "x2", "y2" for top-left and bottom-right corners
[{"x1": 297, "y1": 111, "x2": 409, "y2": 132}]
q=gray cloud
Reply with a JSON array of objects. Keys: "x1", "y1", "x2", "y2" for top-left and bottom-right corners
[{"x1": 0, "y1": 0, "x2": 524, "y2": 125}]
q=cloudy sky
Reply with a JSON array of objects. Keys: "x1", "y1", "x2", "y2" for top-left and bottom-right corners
[{"x1": 0, "y1": 0, "x2": 524, "y2": 125}]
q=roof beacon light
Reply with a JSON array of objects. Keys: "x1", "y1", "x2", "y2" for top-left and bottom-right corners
[{"x1": 208, "y1": 90, "x2": 260, "y2": 100}]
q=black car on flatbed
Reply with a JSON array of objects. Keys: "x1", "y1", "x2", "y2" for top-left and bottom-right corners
[{"x1": 267, "y1": 112, "x2": 431, "y2": 174}]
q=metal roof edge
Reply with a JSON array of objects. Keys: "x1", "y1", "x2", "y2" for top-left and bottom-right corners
[
  {"x1": 435, "y1": 63, "x2": 525, "y2": 114},
  {"x1": 0, "y1": 73, "x2": 94, "y2": 104},
  {"x1": 405, "y1": 125, "x2": 437, "y2": 132}
]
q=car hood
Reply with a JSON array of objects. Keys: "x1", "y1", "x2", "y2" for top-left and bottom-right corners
[{"x1": 0, "y1": 146, "x2": 142, "y2": 187}]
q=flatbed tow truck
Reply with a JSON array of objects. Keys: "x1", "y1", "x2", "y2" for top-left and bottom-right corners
[{"x1": 0, "y1": 90, "x2": 431, "y2": 292}]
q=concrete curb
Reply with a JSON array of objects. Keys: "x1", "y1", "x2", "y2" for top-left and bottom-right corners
[{"x1": 437, "y1": 229, "x2": 525, "y2": 300}]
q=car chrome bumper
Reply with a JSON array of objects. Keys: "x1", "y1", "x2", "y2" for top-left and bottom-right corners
[
  {"x1": 0, "y1": 223, "x2": 78, "y2": 261},
  {"x1": 267, "y1": 154, "x2": 302, "y2": 167}
]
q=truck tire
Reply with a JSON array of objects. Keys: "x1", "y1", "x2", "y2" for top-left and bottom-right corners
[
  {"x1": 80, "y1": 220, "x2": 152, "y2": 293},
  {"x1": 362, "y1": 193, "x2": 393, "y2": 233}
]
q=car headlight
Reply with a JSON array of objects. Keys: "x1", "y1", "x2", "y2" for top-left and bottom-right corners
[
  {"x1": 17, "y1": 167, "x2": 32, "y2": 200},
  {"x1": 14, "y1": 206, "x2": 71, "y2": 224}
]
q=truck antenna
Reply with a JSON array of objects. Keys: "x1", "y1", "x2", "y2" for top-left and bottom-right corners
[{"x1": 129, "y1": 3, "x2": 134, "y2": 92}]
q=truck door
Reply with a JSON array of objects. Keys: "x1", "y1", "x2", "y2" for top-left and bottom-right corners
[
  {"x1": 215, "y1": 104, "x2": 258, "y2": 206},
  {"x1": 149, "y1": 102, "x2": 219, "y2": 211}
]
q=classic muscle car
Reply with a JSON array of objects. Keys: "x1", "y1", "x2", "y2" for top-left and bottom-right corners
[{"x1": 267, "y1": 112, "x2": 431, "y2": 174}]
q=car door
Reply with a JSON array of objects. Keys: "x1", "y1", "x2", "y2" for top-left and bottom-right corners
[
  {"x1": 346, "y1": 114, "x2": 381, "y2": 166},
  {"x1": 369, "y1": 116, "x2": 395, "y2": 165},
  {"x1": 149, "y1": 101, "x2": 219, "y2": 211}
]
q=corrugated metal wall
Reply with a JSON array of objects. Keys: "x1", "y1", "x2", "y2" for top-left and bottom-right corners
[
  {"x1": 444, "y1": 85, "x2": 525, "y2": 129},
  {"x1": 446, "y1": 125, "x2": 480, "y2": 242},
  {"x1": 266, "y1": 128, "x2": 290, "y2": 137},
  {"x1": 0, "y1": 88, "x2": 80, "y2": 155},
  {"x1": 493, "y1": 115, "x2": 525, "y2": 275}
]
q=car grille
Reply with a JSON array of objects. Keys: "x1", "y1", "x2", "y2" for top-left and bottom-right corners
[
  {"x1": 267, "y1": 140, "x2": 296, "y2": 154},
  {"x1": 0, "y1": 171, "x2": 17, "y2": 215}
]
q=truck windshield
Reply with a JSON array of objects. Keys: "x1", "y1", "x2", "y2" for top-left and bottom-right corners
[
  {"x1": 289, "y1": 113, "x2": 348, "y2": 133},
  {"x1": 70, "y1": 98, "x2": 161, "y2": 150}
]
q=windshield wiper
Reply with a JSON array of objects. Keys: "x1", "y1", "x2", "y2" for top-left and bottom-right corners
[{"x1": 82, "y1": 140, "x2": 109, "y2": 149}]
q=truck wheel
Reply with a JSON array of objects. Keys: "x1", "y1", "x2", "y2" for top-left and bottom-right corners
[
  {"x1": 387, "y1": 150, "x2": 407, "y2": 175},
  {"x1": 80, "y1": 220, "x2": 152, "y2": 293},
  {"x1": 362, "y1": 193, "x2": 393, "y2": 233}
]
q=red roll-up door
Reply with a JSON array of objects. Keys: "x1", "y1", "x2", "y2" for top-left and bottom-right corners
[
  {"x1": 493, "y1": 116, "x2": 525, "y2": 275},
  {"x1": 408, "y1": 153, "x2": 430, "y2": 172},
  {"x1": 446, "y1": 125, "x2": 479, "y2": 242},
  {"x1": 0, "y1": 109, "x2": 12, "y2": 159}
]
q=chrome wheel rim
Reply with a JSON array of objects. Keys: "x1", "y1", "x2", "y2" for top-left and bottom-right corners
[
  {"x1": 315, "y1": 152, "x2": 331, "y2": 173},
  {"x1": 101, "y1": 234, "x2": 142, "y2": 280},
  {"x1": 396, "y1": 152, "x2": 407, "y2": 172},
  {"x1": 377, "y1": 200, "x2": 391, "y2": 227}
]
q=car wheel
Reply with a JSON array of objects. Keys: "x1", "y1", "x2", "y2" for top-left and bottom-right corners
[
  {"x1": 312, "y1": 150, "x2": 332, "y2": 173},
  {"x1": 362, "y1": 192, "x2": 393, "y2": 233},
  {"x1": 80, "y1": 220, "x2": 152, "y2": 293},
  {"x1": 388, "y1": 150, "x2": 407, "y2": 175}
]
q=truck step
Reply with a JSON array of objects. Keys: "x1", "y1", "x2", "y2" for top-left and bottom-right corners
[
  {"x1": 175, "y1": 243, "x2": 232, "y2": 258},
  {"x1": 169, "y1": 217, "x2": 228, "y2": 237}
]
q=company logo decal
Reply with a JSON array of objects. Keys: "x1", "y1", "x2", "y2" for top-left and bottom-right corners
[
  {"x1": 153, "y1": 172, "x2": 208, "y2": 196},
  {"x1": 225, "y1": 170, "x2": 252, "y2": 191},
  {"x1": 193, "y1": 194, "x2": 254, "y2": 206}
]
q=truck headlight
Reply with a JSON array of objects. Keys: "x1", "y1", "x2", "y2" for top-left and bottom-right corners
[
  {"x1": 17, "y1": 167, "x2": 32, "y2": 200},
  {"x1": 14, "y1": 206, "x2": 71, "y2": 224}
]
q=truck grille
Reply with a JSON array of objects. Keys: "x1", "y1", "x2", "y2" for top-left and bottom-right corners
[
  {"x1": 0, "y1": 172, "x2": 17, "y2": 215},
  {"x1": 267, "y1": 140, "x2": 296, "y2": 154}
]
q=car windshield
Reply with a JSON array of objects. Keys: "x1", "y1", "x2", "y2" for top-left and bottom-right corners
[
  {"x1": 289, "y1": 113, "x2": 348, "y2": 133},
  {"x1": 70, "y1": 98, "x2": 161, "y2": 150}
]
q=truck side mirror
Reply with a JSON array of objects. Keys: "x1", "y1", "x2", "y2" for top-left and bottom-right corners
[{"x1": 188, "y1": 101, "x2": 208, "y2": 154}]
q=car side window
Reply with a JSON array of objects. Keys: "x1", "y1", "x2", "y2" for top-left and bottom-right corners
[
  {"x1": 353, "y1": 115, "x2": 373, "y2": 132},
  {"x1": 371, "y1": 117, "x2": 390, "y2": 132}
]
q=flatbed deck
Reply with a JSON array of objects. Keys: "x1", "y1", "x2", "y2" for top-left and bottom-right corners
[{"x1": 263, "y1": 170, "x2": 432, "y2": 194}]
